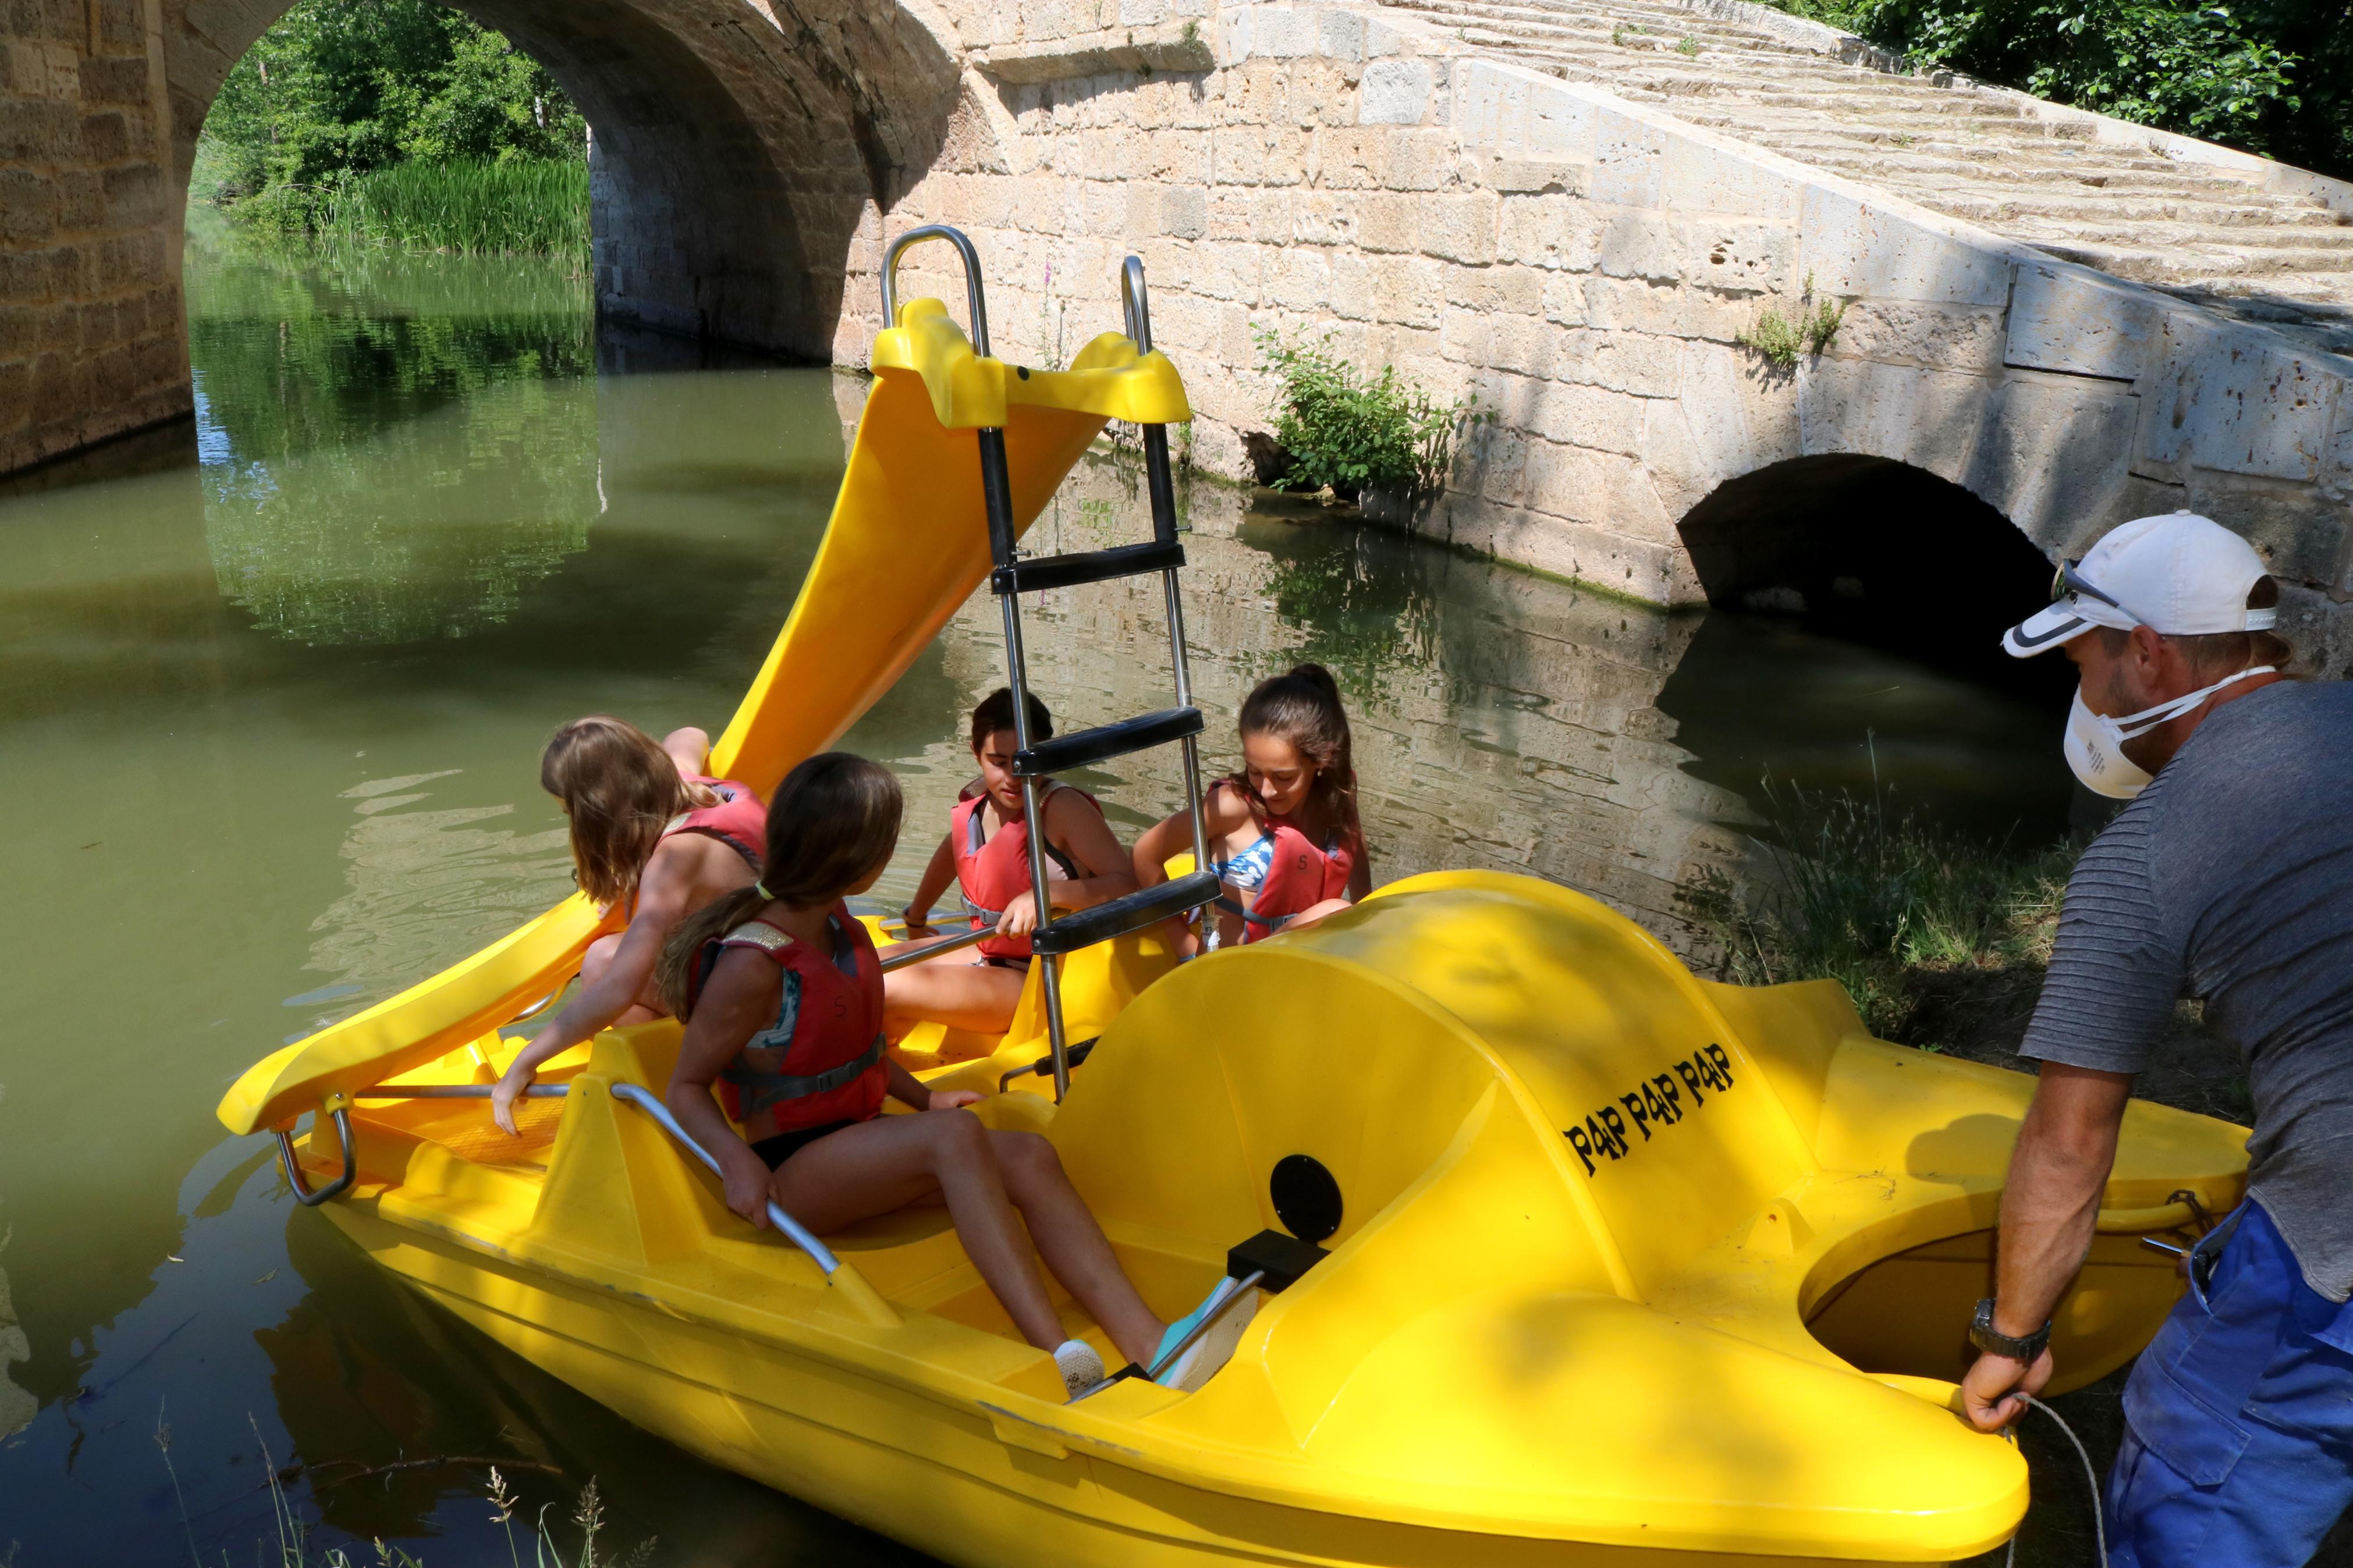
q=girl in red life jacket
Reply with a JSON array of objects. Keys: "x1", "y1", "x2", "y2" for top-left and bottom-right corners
[
  {"x1": 656, "y1": 753, "x2": 1224, "y2": 1399},
  {"x1": 885, "y1": 688, "x2": 1138, "y2": 1035},
  {"x1": 1132, "y1": 663, "x2": 1372, "y2": 951},
  {"x1": 491, "y1": 715, "x2": 767, "y2": 1135}
]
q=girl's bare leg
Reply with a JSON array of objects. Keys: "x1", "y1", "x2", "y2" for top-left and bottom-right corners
[
  {"x1": 882, "y1": 955, "x2": 1025, "y2": 1035},
  {"x1": 581, "y1": 933, "x2": 663, "y2": 1025},
  {"x1": 988, "y1": 1129, "x2": 1166, "y2": 1367},
  {"x1": 768, "y1": 1111, "x2": 1074, "y2": 1352}
]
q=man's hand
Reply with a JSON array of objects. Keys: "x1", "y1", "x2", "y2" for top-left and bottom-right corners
[
  {"x1": 928, "y1": 1089, "x2": 983, "y2": 1111},
  {"x1": 1961, "y1": 1346, "x2": 2054, "y2": 1431}
]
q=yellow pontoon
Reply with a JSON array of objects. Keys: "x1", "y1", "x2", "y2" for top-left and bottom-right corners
[{"x1": 220, "y1": 233, "x2": 2249, "y2": 1565}]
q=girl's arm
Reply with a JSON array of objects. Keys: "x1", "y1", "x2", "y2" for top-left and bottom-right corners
[
  {"x1": 492, "y1": 843, "x2": 697, "y2": 1133},
  {"x1": 994, "y1": 792, "x2": 1138, "y2": 939},
  {"x1": 1131, "y1": 784, "x2": 1248, "y2": 887},
  {"x1": 885, "y1": 1058, "x2": 981, "y2": 1112},
  {"x1": 901, "y1": 832, "x2": 959, "y2": 933},
  {"x1": 662, "y1": 726, "x2": 711, "y2": 780},
  {"x1": 1344, "y1": 798, "x2": 1374, "y2": 901},
  {"x1": 666, "y1": 950, "x2": 783, "y2": 1226}
]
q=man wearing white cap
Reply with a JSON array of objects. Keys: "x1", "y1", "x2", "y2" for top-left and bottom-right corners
[{"x1": 1962, "y1": 512, "x2": 2353, "y2": 1565}]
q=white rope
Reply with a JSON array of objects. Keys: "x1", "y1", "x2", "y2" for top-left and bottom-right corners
[{"x1": 2003, "y1": 1393, "x2": 2107, "y2": 1567}]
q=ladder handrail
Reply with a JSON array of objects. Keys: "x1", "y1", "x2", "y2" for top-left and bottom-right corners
[
  {"x1": 881, "y1": 225, "x2": 991, "y2": 357},
  {"x1": 1119, "y1": 255, "x2": 1154, "y2": 354}
]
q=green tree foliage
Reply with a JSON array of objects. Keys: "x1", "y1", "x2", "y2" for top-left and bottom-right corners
[
  {"x1": 1768, "y1": 0, "x2": 2348, "y2": 181},
  {"x1": 203, "y1": 0, "x2": 586, "y2": 233}
]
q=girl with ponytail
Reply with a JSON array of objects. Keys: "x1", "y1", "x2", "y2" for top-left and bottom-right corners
[
  {"x1": 655, "y1": 753, "x2": 1236, "y2": 1399},
  {"x1": 492, "y1": 716, "x2": 765, "y2": 1135},
  {"x1": 1132, "y1": 663, "x2": 1372, "y2": 949}
]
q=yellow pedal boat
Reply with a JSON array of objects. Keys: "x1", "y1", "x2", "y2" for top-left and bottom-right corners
[{"x1": 219, "y1": 252, "x2": 2250, "y2": 1565}]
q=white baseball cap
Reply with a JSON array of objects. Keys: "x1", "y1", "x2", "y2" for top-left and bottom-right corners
[{"x1": 2002, "y1": 512, "x2": 2275, "y2": 658}]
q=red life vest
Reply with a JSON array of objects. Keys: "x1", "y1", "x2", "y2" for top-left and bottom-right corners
[
  {"x1": 950, "y1": 783, "x2": 1094, "y2": 961},
  {"x1": 1240, "y1": 817, "x2": 1355, "y2": 942},
  {"x1": 661, "y1": 775, "x2": 767, "y2": 871},
  {"x1": 693, "y1": 905, "x2": 886, "y2": 1135}
]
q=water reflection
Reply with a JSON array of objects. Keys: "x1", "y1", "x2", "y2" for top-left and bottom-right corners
[{"x1": 189, "y1": 241, "x2": 599, "y2": 645}]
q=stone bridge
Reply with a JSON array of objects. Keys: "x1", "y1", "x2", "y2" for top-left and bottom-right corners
[{"x1": 4, "y1": 0, "x2": 2351, "y2": 666}]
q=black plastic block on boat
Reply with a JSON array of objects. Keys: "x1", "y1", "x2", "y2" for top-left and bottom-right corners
[
  {"x1": 1227, "y1": 1229, "x2": 1330, "y2": 1294},
  {"x1": 1030, "y1": 870, "x2": 1219, "y2": 957},
  {"x1": 992, "y1": 539, "x2": 1184, "y2": 596},
  {"x1": 1014, "y1": 707, "x2": 1203, "y2": 778}
]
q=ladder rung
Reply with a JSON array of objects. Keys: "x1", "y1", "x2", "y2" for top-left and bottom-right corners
[
  {"x1": 1014, "y1": 707, "x2": 1202, "y2": 778},
  {"x1": 993, "y1": 539, "x2": 1184, "y2": 596},
  {"x1": 1032, "y1": 870, "x2": 1220, "y2": 958}
]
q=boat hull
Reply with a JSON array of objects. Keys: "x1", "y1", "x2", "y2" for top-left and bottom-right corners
[{"x1": 318, "y1": 1199, "x2": 1965, "y2": 1567}]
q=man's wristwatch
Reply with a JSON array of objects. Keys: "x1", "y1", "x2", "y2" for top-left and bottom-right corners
[{"x1": 1969, "y1": 1298, "x2": 2052, "y2": 1362}]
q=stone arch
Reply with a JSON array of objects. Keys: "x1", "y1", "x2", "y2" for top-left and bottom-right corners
[
  {"x1": 1674, "y1": 453, "x2": 2070, "y2": 687},
  {"x1": 163, "y1": 0, "x2": 966, "y2": 357}
]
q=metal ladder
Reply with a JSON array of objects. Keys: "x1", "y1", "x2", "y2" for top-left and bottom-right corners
[{"x1": 882, "y1": 227, "x2": 1220, "y2": 1101}]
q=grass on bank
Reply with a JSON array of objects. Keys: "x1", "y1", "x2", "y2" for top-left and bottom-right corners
[
  {"x1": 1678, "y1": 766, "x2": 2251, "y2": 1125},
  {"x1": 323, "y1": 159, "x2": 590, "y2": 258},
  {"x1": 1679, "y1": 778, "x2": 2072, "y2": 1050}
]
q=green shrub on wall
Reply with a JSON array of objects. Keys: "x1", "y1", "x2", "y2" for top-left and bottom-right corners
[{"x1": 1251, "y1": 326, "x2": 1476, "y2": 500}]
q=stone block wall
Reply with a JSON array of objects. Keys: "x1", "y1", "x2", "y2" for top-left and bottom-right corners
[
  {"x1": 863, "y1": 1, "x2": 2353, "y2": 668},
  {"x1": 0, "y1": 0, "x2": 186, "y2": 474}
]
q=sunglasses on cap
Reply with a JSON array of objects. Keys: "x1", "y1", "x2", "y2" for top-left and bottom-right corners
[{"x1": 2051, "y1": 559, "x2": 2136, "y2": 623}]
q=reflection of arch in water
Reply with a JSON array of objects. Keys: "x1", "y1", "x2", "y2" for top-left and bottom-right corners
[
  {"x1": 167, "y1": 0, "x2": 963, "y2": 357},
  {"x1": 1666, "y1": 455, "x2": 2078, "y2": 841}
]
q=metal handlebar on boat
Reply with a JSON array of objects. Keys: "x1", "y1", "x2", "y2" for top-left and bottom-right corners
[
  {"x1": 881, "y1": 225, "x2": 990, "y2": 357},
  {"x1": 352, "y1": 1083, "x2": 570, "y2": 1099},
  {"x1": 275, "y1": 1104, "x2": 357, "y2": 1207},
  {"x1": 608, "y1": 1082, "x2": 843, "y2": 1275},
  {"x1": 1119, "y1": 254, "x2": 1154, "y2": 353},
  {"x1": 875, "y1": 922, "x2": 996, "y2": 972}
]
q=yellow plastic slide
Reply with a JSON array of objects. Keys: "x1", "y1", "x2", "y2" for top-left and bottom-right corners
[{"x1": 219, "y1": 300, "x2": 1191, "y2": 1138}]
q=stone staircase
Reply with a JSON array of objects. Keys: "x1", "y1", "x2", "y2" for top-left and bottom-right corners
[{"x1": 1378, "y1": 0, "x2": 2353, "y2": 357}]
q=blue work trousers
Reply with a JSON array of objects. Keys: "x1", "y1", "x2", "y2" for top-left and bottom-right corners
[{"x1": 2106, "y1": 1199, "x2": 2353, "y2": 1567}]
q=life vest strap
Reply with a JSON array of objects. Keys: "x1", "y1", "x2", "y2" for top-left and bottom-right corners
[{"x1": 723, "y1": 1033, "x2": 885, "y2": 1118}]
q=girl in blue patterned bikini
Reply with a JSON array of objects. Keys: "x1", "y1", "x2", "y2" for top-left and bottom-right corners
[{"x1": 1131, "y1": 663, "x2": 1372, "y2": 951}]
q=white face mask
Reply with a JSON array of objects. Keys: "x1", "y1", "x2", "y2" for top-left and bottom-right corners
[{"x1": 2064, "y1": 666, "x2": 2276, "y2": 799}]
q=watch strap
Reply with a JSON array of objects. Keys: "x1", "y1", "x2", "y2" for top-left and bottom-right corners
[{"x1": 1969, "y1": 1297, "x2": 2052, "y2": 1361}]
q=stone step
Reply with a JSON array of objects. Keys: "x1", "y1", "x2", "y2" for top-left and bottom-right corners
[{"x1": 1369, "y1": 0, "x2": 2353, "y2": 311}]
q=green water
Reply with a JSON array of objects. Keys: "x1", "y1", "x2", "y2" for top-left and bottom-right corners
[{"x1": 0, "y1": 239, "x2": 2074, "y2": 1564}]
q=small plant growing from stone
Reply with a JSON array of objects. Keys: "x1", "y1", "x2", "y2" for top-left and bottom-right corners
[
  {"x1": 1736, "y1": 273, "x2": 1847, "y2": 370},
  {"x1": 1889, "y1": 130, "x2": 1916, "y2": 147},
  {"x1": 1611, "y1": 22, "x2": 1626, "y2": 44},
  {"x1": 1251, "y1": 325, "x2": 1476, "y2": 500},
  {"x1": 1676, "y1": 34, "x2": 1701, "y2": 55}
]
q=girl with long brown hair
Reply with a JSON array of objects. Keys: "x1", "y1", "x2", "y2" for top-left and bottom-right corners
[
  {"x1": 491, "y1": 716, "x2": 765, "y2": 1134},
  {"x1": 1132, "y1": 663, "x2": 1372, "y2": 949},
  {"x1": 657, "y1": 753, "x2": 1245, "y2": 1398}
]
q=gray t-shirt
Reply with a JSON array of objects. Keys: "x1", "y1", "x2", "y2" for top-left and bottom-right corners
[{"x1": 2021, "y1": 679, "x2": 2353, "y2": 1301}]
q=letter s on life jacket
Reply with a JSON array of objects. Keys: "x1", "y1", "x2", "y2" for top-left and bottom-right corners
[
  {"x1": 662, "y1": 775, "x2": 768, "y2": 872},
  {"x1": 1241, "y1": 820, "x2": 1354, "y2": 944},
  {"x1": 693, "y1": 906, "x2": 886, "y2": 1135},
  {"x1": 949, "y1": 784, "x2": 1092, "y2": 961}
]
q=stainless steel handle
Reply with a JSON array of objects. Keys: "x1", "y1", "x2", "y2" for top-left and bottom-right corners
[
  {"x1": 275, "y1": 1106, "x2": 356, "y2": 1207},
  {"x1": 881, "y1": 225, "x2": 991, "y2": 357}
]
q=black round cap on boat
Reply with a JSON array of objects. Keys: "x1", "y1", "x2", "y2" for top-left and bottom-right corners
[{"x1": 1270, "y1": 1154, "x2": 1341, "y2": 1245}]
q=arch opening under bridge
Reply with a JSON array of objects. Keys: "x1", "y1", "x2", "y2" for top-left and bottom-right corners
[{"x1": 171, "y1": 0, "x2": 964, "y2": 357}]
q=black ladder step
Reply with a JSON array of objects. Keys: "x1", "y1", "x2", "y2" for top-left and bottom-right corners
[
  {"x1": 1014, "y1": 706, "x2": 1202, "y2": 778},
  {"x1": 1032, "y1": 870, "x2": 1220, "y2": 958},
  {"x1": 993, "y1": 539, "x2": 1184, "y2": 596}
]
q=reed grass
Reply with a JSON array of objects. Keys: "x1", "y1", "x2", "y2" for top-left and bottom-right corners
[
  {"x1": 1679, "y1": 771, "x2": 2073, "y2": 1048},
  {"x1": 324, "y1": 159, "x2": 590, "y2": 258}
]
